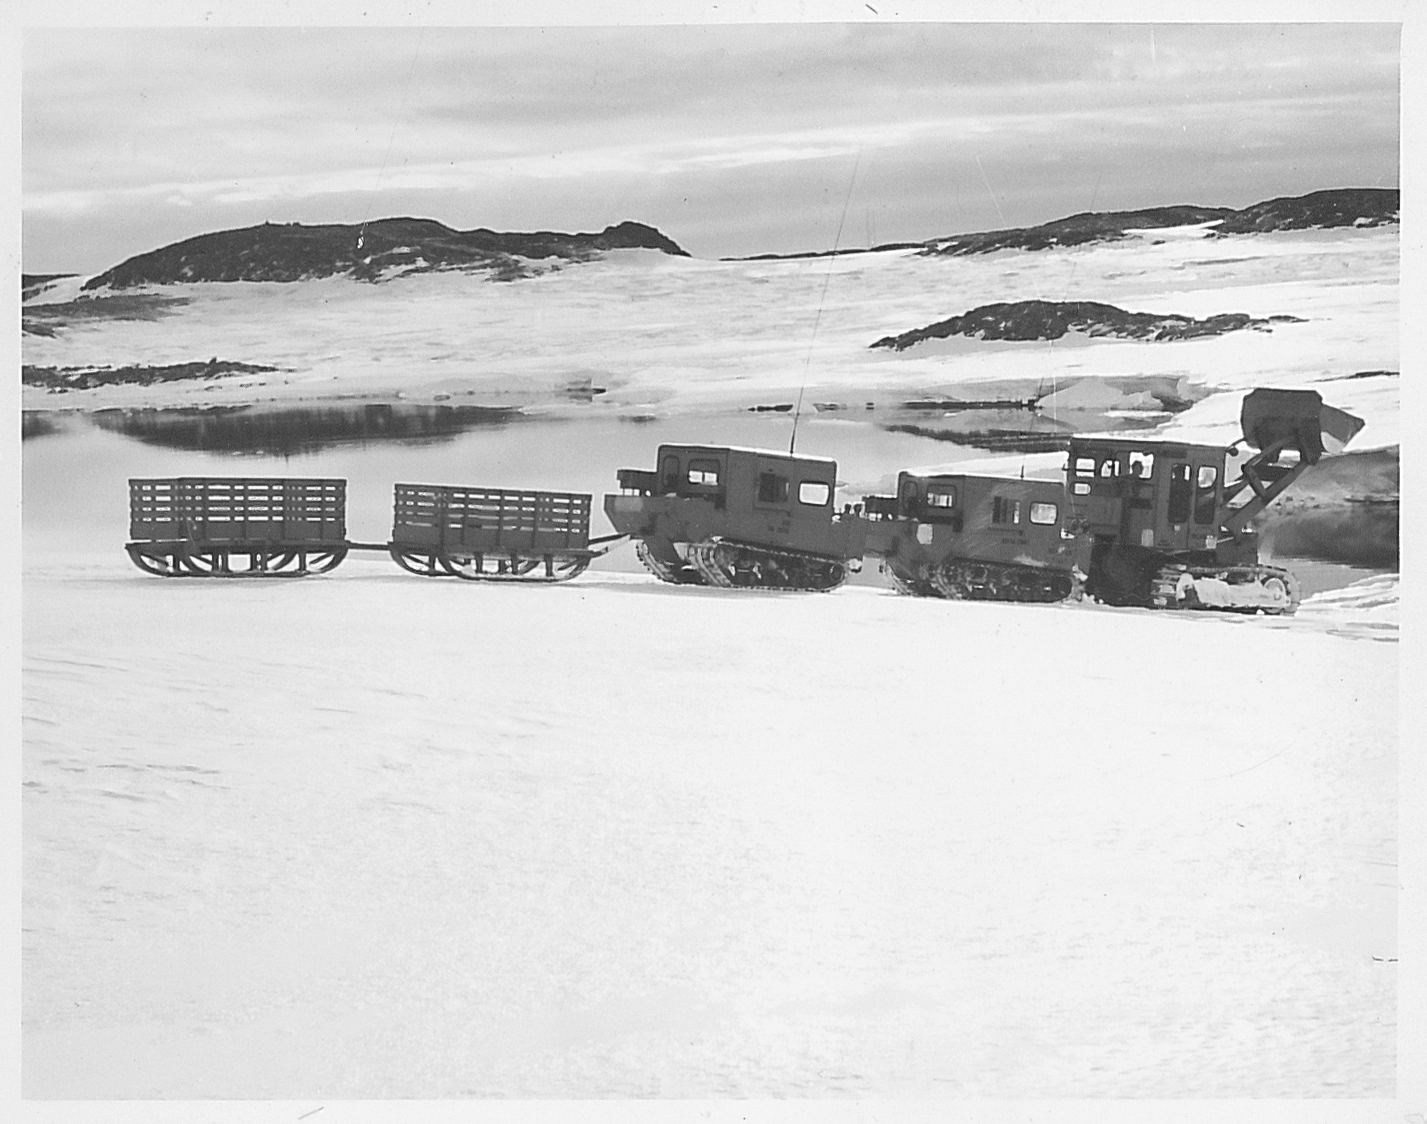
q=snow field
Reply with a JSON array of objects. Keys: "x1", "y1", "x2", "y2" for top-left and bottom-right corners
[{"x1": 22, "y1": 561, "x2": 1397, "y2": 1097}]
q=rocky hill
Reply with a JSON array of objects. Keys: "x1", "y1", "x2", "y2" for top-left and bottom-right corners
[
  {"x1": 82, "y1": 218, "x2": 688, "y2": 290},
  {"x1": 920, "y1": 188, "x2": 1397, "y2": 257},
  {"x1": 739, "y1": 187, "x2": 1399, "y2": 261},
  {"x1": 871, "y1": 300, "x2": 1305, "y2": 350},
  {"x1": 921, "y1": 205, "x2": 1235, "y2": 256},
  {"x1": 1210, "y1": 188, "x2": 1399, "y2": 234}
]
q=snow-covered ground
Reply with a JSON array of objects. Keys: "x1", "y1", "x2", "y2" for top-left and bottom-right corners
[
  {"x1": 21, "y1": 551, "x2": 1397, "y2": 1098},
  {"x1": 20, "y1": 220, "x2": 1403, "y2": 1102}
]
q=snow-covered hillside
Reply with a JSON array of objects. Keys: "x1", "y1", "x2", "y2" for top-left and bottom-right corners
[{"x1": 23, "y1": 224, "x2": 1399, "y2": 456}]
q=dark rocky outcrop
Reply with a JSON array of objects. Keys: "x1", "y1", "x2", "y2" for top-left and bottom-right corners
[
  {"x1": 736, "y1": 187, "x2": 1399, "y2": 261},
  {"x1": 872, "y1": 300, "x2": 1305, "y2": 351},
  {"x1": 23, "y1": 293, "x2": 191, "y2": 336},
  {"x1": 1212, "y1": 188, "x2": 1399, "y2": 234},
  {"x1": 23, "y1": 359, "x2": 278, "y2": 392},
  {"x1": 923, "y1": 205, "x2": 1234, "y2": 256},
  {"x1": 918, "y1": 188, "x2": 1397, "y2": 257},
  {"x1": 82, "y1": 218, "x2": 689, "y2": 290}
]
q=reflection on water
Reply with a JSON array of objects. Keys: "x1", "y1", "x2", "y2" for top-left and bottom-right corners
[{"x1": 84, "y1": 402, "x2": 523, "y2": 454}]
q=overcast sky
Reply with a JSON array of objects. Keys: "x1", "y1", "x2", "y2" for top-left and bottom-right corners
[{"x1": 22, "y1": 20, "x2": 1401, "y2": 274}]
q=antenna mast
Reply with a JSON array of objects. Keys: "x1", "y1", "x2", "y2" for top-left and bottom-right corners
[{"x1": 790, "y1": 149, "x2": 861, "y2": 455}]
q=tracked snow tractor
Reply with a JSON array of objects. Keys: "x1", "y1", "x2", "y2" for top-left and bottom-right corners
[
  {"x1": 603, "y1": 444, "x2": 867, "y2": 590},
  {"x1": 1069, "y1": 387, "x2": 1364, "y2": 614},
  {"x1": 859, "y1": 472, "x2": 1078, "y2": 601}
]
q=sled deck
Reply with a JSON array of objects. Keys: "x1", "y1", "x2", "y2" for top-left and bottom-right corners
[
  {"x1": 388, "y1": 483, "x2": 601, "y2": 583},
  {"x1": 125, "y1": 477, "x2": 350, "y2": 577}
]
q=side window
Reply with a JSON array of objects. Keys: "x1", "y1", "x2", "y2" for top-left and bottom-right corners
[
  {"x1": 1167, "y1": 462, "x2": 1192, "y2": 524},
  {"x1": 659, "y1": 456, "x2": 679, "y2": 492},
  {"x1": 1029, "y1": 501, "x2": 1057, "y2": 525},
  {"x1": 899, "y1": 479, "x2": 919, "y2": 517},
  {"x1": 687, "y1": 459, "x2": 720, "y2": 486},
  {"x1": 798, "y1": 481, "x2": 831, "y2": 506},
  {"x1": 757, "y1": 472, "x2": 789, "y2": 504},
  {"x1": 925, "y1": 485, "x2": 956, "y2": 509},
  {"x1": 1128, "y1": 451, "x2": 1154, "y2": 479},
  {"x1": 992, "y1": 497, "x2": 1022, "y2": 525},
  {"x1": 1194, "y1": 465, "x2": 1219, "y2": 526}
]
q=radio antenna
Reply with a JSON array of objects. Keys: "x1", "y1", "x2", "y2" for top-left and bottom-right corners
[{"x1": 790, "y1": 148, "x2": 861, "y2": 455}]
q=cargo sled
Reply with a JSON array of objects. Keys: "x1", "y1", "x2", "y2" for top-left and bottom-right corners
[
  {"x1": 125, "y1": 477, "x2": 349, "y2": 577},
  {"x1": 388, "y1": 483, "x2": 601, "y2": 582}
]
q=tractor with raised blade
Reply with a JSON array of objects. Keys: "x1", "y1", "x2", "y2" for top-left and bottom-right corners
[
  {"x1": 1067, "y1": 387, "x2": 1364, "y2": 614},
  {"x1": 603, "y1": 444, "x2": 866, "y2": 591},
  {"x1": 857, "y1": 472, "x2": 1079, "y2": 602}
]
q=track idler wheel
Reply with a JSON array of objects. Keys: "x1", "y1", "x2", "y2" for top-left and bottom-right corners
[{"x1": 635, "y1": 539, "x2": 706, "y2": 585}]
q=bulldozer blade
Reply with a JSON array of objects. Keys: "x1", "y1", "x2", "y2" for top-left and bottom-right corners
[{"x1": 1240, "y1": 388, "x2": 1365, "y2": 465}]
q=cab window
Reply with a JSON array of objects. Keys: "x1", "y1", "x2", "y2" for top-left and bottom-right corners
[
  {"x1": 757, "y1": 472, "x2": 789, "y2": 504},
  {"x1": 992, "y1": 497, "x2": 1021, "y2": 525},
  {"x1": 1194, "y1": 465, "x2": 1218, "y2": 525},
  {"x1": 1029, "y1": 501, "x2": 1058, "y2": 525},
  {"x1": 798, "y1": 481, "x2": 831, "y2": 507},
  {"x1": 1167, "y1": 462, "x2": 1192, "y2": 524},
  {"x1": 686, "y1": 460, "x2": 720, "y2": 486},
  {"x1": 925, "y1": 485, "x2": 956, "y2": 509},
  {"x1": 1128, "y1": 451, "x2": 1154, "y2": 479}
]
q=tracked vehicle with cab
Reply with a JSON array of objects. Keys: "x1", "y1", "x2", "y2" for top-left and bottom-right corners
[
  {"x1": 604, "y1": 444, "x2": 866, "y2": 591},
  {"x1": 1066, "y1": 387, "x2": 1364, "y2": 614},
  {"x1": 859, "y1": 472, "x2": 1078, "y2": 601}
]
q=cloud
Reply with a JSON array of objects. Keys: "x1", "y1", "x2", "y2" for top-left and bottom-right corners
[{"x1": 21, "y1": 23, "x2": 1400, "y2": 270}]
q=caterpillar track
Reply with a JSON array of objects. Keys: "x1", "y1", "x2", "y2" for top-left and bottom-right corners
[
  {"x1": 689, "y1": 538, "x2": 848, "y2": 592},
  {"x1": 630, "y1": 537, "x2": 850, "y2": 592},
  {"x1": 931, "y1": 560, "x2": 1076, "y2": 603},
  {"x1": 1149, "y1": 563, "x2": 1301, "y2": 615},
  {"x1": 884, "y1": 558, "x2": 1073, "y2": 603}
]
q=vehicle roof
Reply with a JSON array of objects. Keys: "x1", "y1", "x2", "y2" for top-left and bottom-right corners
[
  {"x1": 655, "y1": 442, "x2": 838, "y2": 466},
  {"x1": 902, "y1": 470, "x2": 1064, "y2": 487},
  {"x1": 1067, "y1": 436, "x2": 1231, "y2": 455}
]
